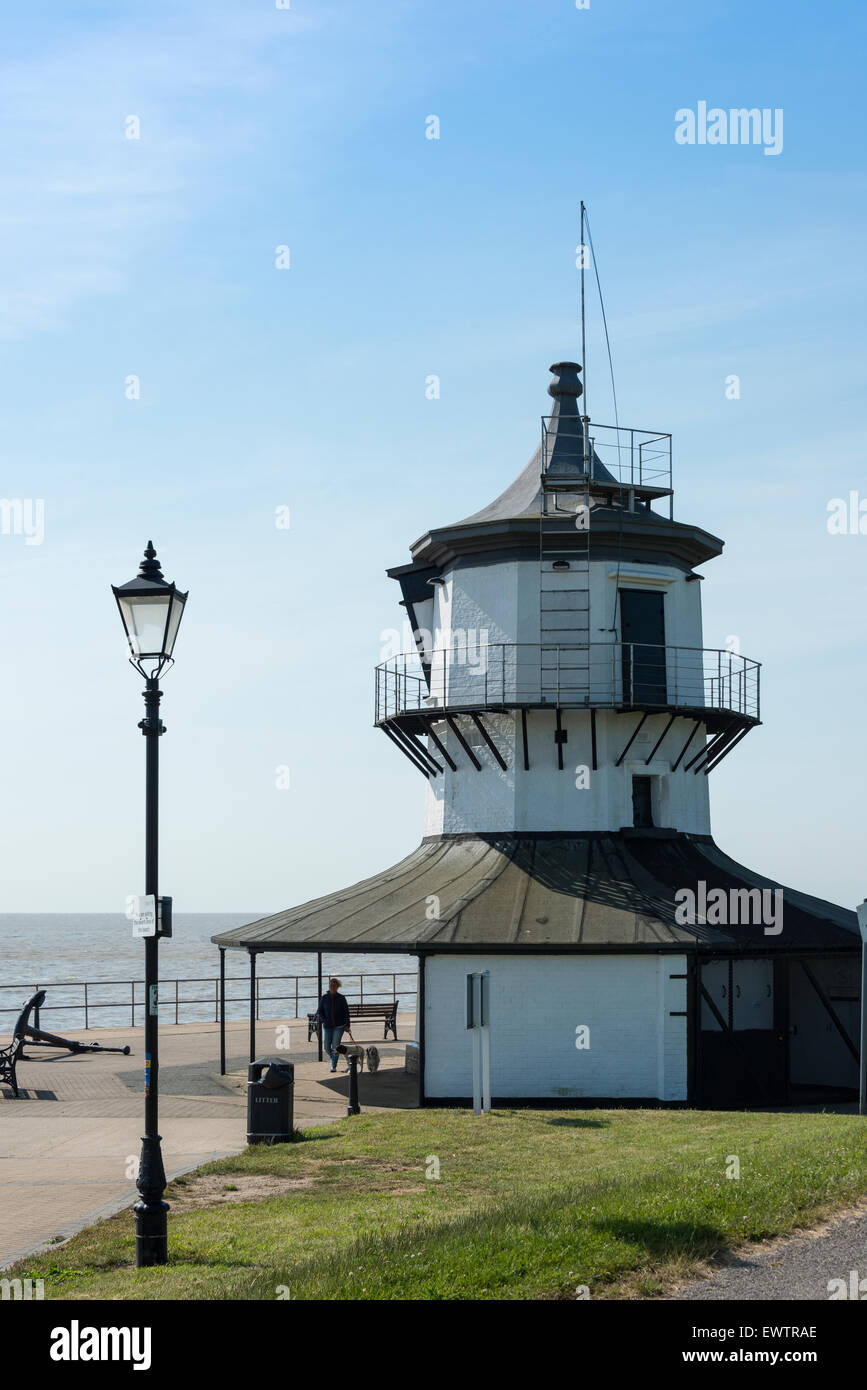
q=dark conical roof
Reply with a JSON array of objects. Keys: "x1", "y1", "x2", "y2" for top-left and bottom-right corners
[
  {"x1": 212, "y1": 833, "x2": 858, "y2": 954},
  {"x1": 391, "y1": 357, "x2": 722, "y2": 580},
  {"x1": 453, "y1": 361, "x2": 616, "y2": 527}
]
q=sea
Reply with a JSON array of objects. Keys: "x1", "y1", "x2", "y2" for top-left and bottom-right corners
[{"x1": 0, "y1": 915, "x2": 417, "y2": 1032}]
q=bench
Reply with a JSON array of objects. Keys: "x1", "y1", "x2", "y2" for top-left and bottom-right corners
[
  {"x1": 308, "y1": 1001, "x2": 399, "y2": 1043},
  {"x1": 0, "y1": 991, "x2": 45, "y2": 1098}
]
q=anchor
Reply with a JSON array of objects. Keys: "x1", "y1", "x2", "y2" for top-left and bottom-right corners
[{"x1": 16, "y1": 991, "x2": 132, "y2": 1058}]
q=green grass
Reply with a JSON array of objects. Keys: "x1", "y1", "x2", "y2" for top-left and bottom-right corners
[{"x1": 14, "y1": 1108, "x2": 867, "y2": 1300}]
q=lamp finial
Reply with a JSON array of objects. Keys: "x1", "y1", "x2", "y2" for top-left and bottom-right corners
[{"x1": 139, "y1": 541, "x2": 165, "y2": 582}]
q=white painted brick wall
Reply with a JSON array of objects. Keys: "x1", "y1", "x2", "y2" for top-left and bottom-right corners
[{"x1": 424, "y1": 954, "x2": 688, "y2": 1101}]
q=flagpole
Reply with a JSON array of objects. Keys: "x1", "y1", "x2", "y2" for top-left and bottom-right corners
[{"x1": 580, "y1": 200, "x2": 587, "y2": 412}]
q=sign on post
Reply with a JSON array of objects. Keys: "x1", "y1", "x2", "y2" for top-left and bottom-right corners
[
  {"x1": 157, "y1": 896, "x2": 172, "y2": 939},
  {"x1": 129, "y1": 895, "x2": 157, "y2": 938},
  {"x1": 465, "y1": 971, "x2": 491, "y2": 1115}
]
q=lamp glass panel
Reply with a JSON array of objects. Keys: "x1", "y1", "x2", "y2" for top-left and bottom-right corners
[
  {"x1": 164, "y1": 592, "x2": 186, "y2": 658},
  {"x1": 119, "y1": 594, "x2": 171, "y2": 657}
]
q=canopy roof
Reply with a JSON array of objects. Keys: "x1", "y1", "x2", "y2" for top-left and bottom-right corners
[{"x1": 211, "y1": 833, "x2": 858, "y2": 955}]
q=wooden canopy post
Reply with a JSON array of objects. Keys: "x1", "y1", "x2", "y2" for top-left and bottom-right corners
[
  {"x1": 219, "y1": 947, "x2": 226, "y2": 1075},
  {"x1": 248, "y1": 949, "x2": 257, "y2": 1065},
  {"x1": 317, "y1": 951, "x2": 323, "y2": 1062}
]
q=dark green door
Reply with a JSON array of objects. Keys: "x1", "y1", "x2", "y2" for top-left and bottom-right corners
[{"x1": 620, "y1": 589, "x2": 666, "y2": 705}]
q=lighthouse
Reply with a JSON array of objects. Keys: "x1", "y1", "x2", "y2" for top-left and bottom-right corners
[
  {"x1": 380, "y1": 360, "x2": 749, "y2": 838},
  {"x1": 215, "y1": 360, "x2": 860, "y2": 1109}
]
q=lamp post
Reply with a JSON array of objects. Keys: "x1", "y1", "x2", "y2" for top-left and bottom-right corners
[
  {"x1": 113, "y1": 541, "x2": 188, "y2": 1267},
  {"x1": 857, "y1": 900, "x2": 867, "y2": 1117}
]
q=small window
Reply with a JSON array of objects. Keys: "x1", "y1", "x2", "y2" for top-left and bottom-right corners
[{"x1": 632, "y1": 776, "x2": 654, "y2": 828}]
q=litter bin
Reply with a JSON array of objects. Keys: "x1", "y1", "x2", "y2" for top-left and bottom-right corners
[{"x1": 247, "y1": 1057, "x2": 294, "y2": 1144}]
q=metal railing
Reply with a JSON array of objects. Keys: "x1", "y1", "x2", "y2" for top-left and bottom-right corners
[
  {"x1": 0, "y1": 971, "x2": 419, "y2": 1031},
  {"x1": 376, "y1": 642, "x2": 760, "y2": 723},
  {"x1": 541, "y1": 418, "x2": 673, "y2": 497}
]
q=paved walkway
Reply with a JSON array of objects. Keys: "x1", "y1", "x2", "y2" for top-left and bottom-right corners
[
  {"x1": 670, "y1": 1200, "x2": 867, "y2": 1301},
  {"x1": 0, "y1": 1015, "x2": 416, "y2": 1268}
]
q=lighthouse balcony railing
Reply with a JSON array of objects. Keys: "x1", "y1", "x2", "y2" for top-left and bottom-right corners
[
  {"x1": 375, "y1": 642, "x2": 760, "y2": 724},
  {"x1": 541, "y1": 418, "x2": 673, "y2": 503}
]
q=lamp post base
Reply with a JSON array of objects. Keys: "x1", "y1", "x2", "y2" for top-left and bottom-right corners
[
  {"x1": 133, "y1": 1201, "x2": 169, "y2": 1267},
  {"x1": 134, "y1": 1133, "x2": 169, "y2": 1267}
]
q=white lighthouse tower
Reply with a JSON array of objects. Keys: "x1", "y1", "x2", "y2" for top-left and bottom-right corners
[
  {"x1": 381, "y1": 361, "x2": 757, "y2": 841},
  {"x1": 216, "y1": 358, "x2": 861, "y2": 1110}
]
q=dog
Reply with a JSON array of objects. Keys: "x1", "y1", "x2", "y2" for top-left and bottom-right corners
[
  {"x1": 365, "y1": 1045, "x2": 381, "y2": 1075},
  {"x1": 336, "y1": 1042, "x2": 365, "y2": 1072}
]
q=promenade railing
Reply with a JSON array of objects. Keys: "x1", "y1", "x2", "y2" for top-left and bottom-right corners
[{"x1": 0, "y1": 971, "x2": 418, "y2": 1031}]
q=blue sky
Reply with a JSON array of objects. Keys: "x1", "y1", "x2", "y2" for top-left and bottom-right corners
[{"x1": 0, "y1": 0, "x2": 865, "y2": 911}]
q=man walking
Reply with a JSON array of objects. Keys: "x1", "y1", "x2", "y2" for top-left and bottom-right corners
[{"x1": 320, "y1": 977, "x2": 352, "y2": 1073}]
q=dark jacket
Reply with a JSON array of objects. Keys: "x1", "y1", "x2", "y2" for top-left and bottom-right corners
[{"x1": 319, "y1": 991, "x2": 350, "y2": 1028}]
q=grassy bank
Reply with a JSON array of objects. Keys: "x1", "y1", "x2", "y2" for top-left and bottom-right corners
[{"x1": 16, "y1": 1108, "x2": 867, "y2": 1300}]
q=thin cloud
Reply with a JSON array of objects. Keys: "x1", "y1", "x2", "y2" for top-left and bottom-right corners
[{"x1": 0, "y1": 4, "x2": 328, "y2": 339}]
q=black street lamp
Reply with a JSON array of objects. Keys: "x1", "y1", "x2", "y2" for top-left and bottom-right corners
[{"x1": 112, "y1": 541, "x2": 188, "y2": 1267}]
